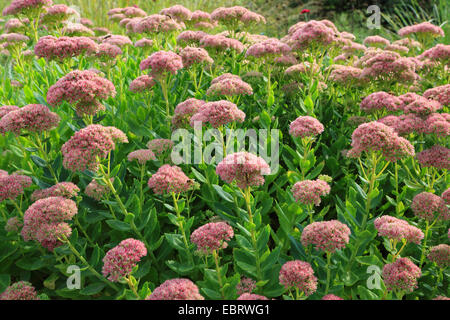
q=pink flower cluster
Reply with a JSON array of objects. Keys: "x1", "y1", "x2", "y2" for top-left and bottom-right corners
[
  {"x1": 279, "y1": 260, "x2": 317, "y2": 296},
  {"x1": 179, "y1": 46, "x2": 213, "y2": 68},
  {"x1": 127, "y1": 149, "x2": 155, "y2": 164},
  {"x1": 160, "y1": 5, "x2": 192, "y2": 22},
  {"x1": 62, "y1": 23, "x2": 94, "y2": 37},
  {"x1": 292, "y1": 179, "x2": 331, "y2": 206},
  {"x1": 3, "y1": 0, "x2": 52, "y2": 16},
  {"x1": 0, "y1": 281, "x2": 39, "y2": 300},
  {"x1": 191, "y1": 222, "x2": 234, "y2": 254},
  {"x1": 377, "y1": 114, "x2": 424, "y2": 136},
  {"x1": 442, "y1": 188, "x2": 450, "y2": 205},
  {"x1": 216, "y1": 152, "x2": 270, "y2": 189},
  {"x1": 206, "y1": 76, "x2": 253, "y2": 97},
  {"x1": 172, "y1": 98, "x2": 205, "y2": 129},
  {"x1": 328, "y1": 66, "x2": 363, "y2": 86},
  {"x1": 177, "y1": 30, "x2": 208, "y2": 46},
  {"x1": 0, "y1": 104, "x2": 59, "y2": 135},
  {"x1": 289, "y1": 116, "x2": 324, "y2": 138},
  {"x1": 360, "y1": 91, "x2": 402, "y2": 113},
  {"x1": 363, "y1": 35, "x2": 390, "y2": 48},
  {"x1": 129, "y1": 75, "x2": 155, "y2": 93},
  {"x1": 322, "y1": 294, "x2": 344, "y2": 300},
  {"x1": 190, "y1": 100, "x2": 245, "y2": 128},
  {"x1": 31, "y1": 182, "x2": 80, "y2": 201},
  {"x1": 246, "y1": 38, "x2": 291, "y2": 59},
  {"x1": 423, "y1": 84, "x2": 450, "y2": 106},
  {"x1": 107, "y1": 7, "x2": 146, "y2": 18},
  {"x1": 416, "y1": 145, "x2": 449, "y2": 170},
  {"x1": 374, "y1": 215, "x2": 424, "y2": 244},
  {"x1": 140, "y1": 50, "x2": 183, "y2": 78},
  {"x1": 347, "y1": 121, "x2": 415, "y2": 162},
  {"x1": 40, "y1": 4, "x2": 76, "y2": 25},
  {"x1": 21, "y1": 196, "x2": 78, "y2": 251},
  {"x1": 95, "y1": 43, "x2": 122, "y2": 60},
  {"x1": 382, "y1": 257, "x2": 421, "y2": 292},
  {"x1": 0, "y1": 170, "x2": 32, "y2": 201},
  {"x1": 146, "y1": 278, "x2": 204, "y2": 300},
  {"x1": 134, "y1": 38, "x2": 153, "y2": 48},
  {"x1": 411, "y1": 192, "x2": 449, "y2": 222},
  {"x1": 85, "y1": 178, "x2": 112, "y2": 201},
  {"x1": 403, "y1": 96, "x2": 442, "y2": 116},
  {"x1": 398, "y1": 22, "x2": 444, "y2": 38},
  {"x1": 200, "y1": 34, "x2": 244, "y2": 53},
  {"x1": 236, "y1": 277, "x2": 256, "y2": 295},
  {"x1": 146, "y1": 138, "x2": 174, "y2": 156},
  {"x1": 237, "y1": 293, "x2": 268, "y2": 300},
  {"x1": 47, "y1": 70, "x2": 116, "y2": 116},
  {"x1": 301, "y1": 220, "x2": 351, "y2": 252},
  {"x1": 5, "y1": 216, "x2": 22, "y2": 232},
  {"x1": 102, "y1": 238, "x2": 147, "y2": 282},
  {"x1": 102, "y1": 35, "x2": 133, "y2": 47},
  {"x1": 418, "y1": 44, "x2": 450, "y2": 62},
  {"x1": 0, "y1": 105, "x2": 19, "y2": 118},
  {"x1": 289, "y1": 20, "x2": 336, "y2": 50},
  {"x1": 132, "y1": 14, "x2": 184, "y2": 35},
  {"x1": 211, "y1": 6, "x2": 265, "y2": 26},
  {"x1": 61, "y1": 124, "x2": 128, "y2": 172},
  {"x1": 427, "y1": 244, "x2": 449, "y2": 269},
  {"x1": 147, "y1": 164, "x2": 193, "y2": 195}
]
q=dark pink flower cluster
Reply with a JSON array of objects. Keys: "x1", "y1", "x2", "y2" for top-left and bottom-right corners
[
  {"x1": 0, "y1": 105, "x2": 19, "y2": 118},
  {"x1": 190, "y1": 100, "x2": 245, "y2": 128},
  {"x1": 206, "y1": 76, "x2": 253, "y2": 97},
  {"x1": 442, "y1": 188, "x2": 450, "y2": 205},
  {"x1": 95, "y1": 43, "x2": 122, "y2": 60},
  {"x1": 31, "y1": 182, "x2": 79, "y2": 201},
  {"x1": 328, "y1": 65, "x2": 363, "y2": 86},
  {"x1": 47, "y1": 70, "x2": 116, "y2": 116},
  {"x1": 398, "y1": 22, "x2": 444, "y2": 37},
  {"x1": 3, "y1": 0, "x2": 52, "y2": 16},
  {"x1": 423, "y1": 84, "x2": 450, "y2": 106},
  {"x1": 160, "y1": 5, "x2": 192, "y2": 22},
  {"x1": 148, "y1": 164, "x2": 193, "y2": 195},
  {"x1": 140, "y1": 50, "x2": 183, "y2": 78},
  {"x1": 360, "y1": 91, "x2": 402, "y2": 113},
  {"x1": 61, "y1": 124, "x2": 128, "y2": 172},
  {"x1": 246, "y1": 38, "x2": 291, "y2": 59},
  {"x1": 216, "y1": 152, "x2": 270, "y2": 189},
  {"x1": 127, "y1": 149, "x2": 155, "y2": 164},
  {"x1": 146, "y1": 278, "x2": 204, "y2": 300},
  {"x1": 374, "y1": 215, "x2": 424, "y2": 244},
  {"x1": 0, "y1": 281, "x2": 39, "y2": 300},
  {"x1": 416, "y1": 145, "x2": 449, "y2": 170},
  {"x1": 172, "y1": 98, "x2": 205, "y2": 129},
  {"x1": 236, "y1": 277, "x2": 256, "y2": 295},
  {"x1": 418, "y1": 44, "x2": 450, "y2": 62},
  {"x1": 292, "y1": 179, "x2": 331, "y2": 206},
  {"x1": 146, "y1": 138, "x2": 174, "y2": 156},
  {"x1": 179, "y1": 46, "x2": 213, "y2": 68},
  {"x1": 0, "y1": 104, "x2": 59, "y2": 135},
  {"x1": 322, "y1": 294, "x2": 344, "y2": 300},
  {"x1": 237, "y1": 293, "x2": 268, "y2": 300},
  {"x1": 289, "y1": 20, "x2": 336, "y2": 50},
  {"x1": 102, "y1": 238, "x2": 147, "y2": 282},
  {"x1": 301, "y1": 220, "x2": 351, "y2": 252},
  {"x1": 5, "y1": 216, "x2": 22, "y2": 232},
  {"x1": 289, "y1": 116, "x2": 324, "y2": 138},
  {"x1": 423, "y1": 113, "x2": 450, "y2": 137},
  {"x1": 382, "y1": 257, "x2": 421, "y2": 292},
  {"x1": 40, "y1": 4, "x2": 76, "y2": 25},
  {"x1": 378, "y1": 114, "x2": 424, "y2": 136},
  {"x1": 191, "y1": 222, "x2": 234, "y2": 254},
  {"x1": 279, "y1": 260, "x2": 317, "y2": 296},
  {"x1": 177, "y1": 30, "x2": 207, "y2": 46},
  {"x1": 200, "y1": 34, "x2": 244, "y2": 53},
  {"x1": 403, "y1": 96, "x2": 441, "y2": 116},
  {"x1": 129, "y1": 75, "x2": 155, "y2": 93},
  {"x1": 0, "y1": 170, "x2": 32, "y2": 201},
  {"x1": 411, "y1": 192, "x2": 449, "y2": 222},
  {"x1": 427, "y1": 244, "x2": 449, "y2": 269},
  {"x1": 21, "y1": 196, "x2": 78, "y2": 251},
  {"x1": 347, "y1": 121, "x2": 415, "y2": 162},
  {"x1": 85, "y1": 178, "x2": 112, "y2": 201}
]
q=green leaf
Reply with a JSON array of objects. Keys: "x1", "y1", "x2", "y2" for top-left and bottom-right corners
[
  {"x1": 80, "y1": 283, "x2": 106, "y2": 295},
  {"x1": 105, "y1": 219, "x2": 131, "y2": 232},
  {"x1": 212, "y1": 184, "x2": 233, "y2": 203},
  {"x1": 16, "y1": 257, "x2": 47, "y2": 270},
  {"x1": 30, "y1": 155, "x2": 47, "y2": 168}
]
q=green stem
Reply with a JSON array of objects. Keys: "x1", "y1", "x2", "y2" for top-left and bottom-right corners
[
  {"x1": 212, "y1": 249, "x2": 225, "y2": 299},
  {"x1": 33, "y1": 132, "x2": 59, "y2": 184},
  {"x1": 125, "y1": 275, "x2": 140, "y2": 299},
  {"x1": 325, "y1": 251, "x2": 332, "y2": 294},
  {"x1": 172, "y1": 192, "x2": 194, "y2": 265},
  {"x1": 10, "y1": 199, "x2": 23, "y2": 217}
]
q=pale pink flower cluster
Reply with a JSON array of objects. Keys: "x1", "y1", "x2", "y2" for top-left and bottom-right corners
[
  {"x1": 342, "y1": 42, "x2": 366, "y2": 53},
  {"x1": 236, "y1": 277, "x2": 256, "y2": 295},
  {"x1": 172, "y1": 98, "x2": 205, "y2": 129},
  {"x1": 146, "y1": 278, "x2": 204, "y2": 300},
  {"x1": 411, "y1": 192, "x2": 449, "y2": 222},
  {"x1": 146, "y1": 138, "x2": 174, "y2": 156},
  {"x1": 0, "y1": 32, "x2": 29, "y2": 44},
  {"x1": 206, "y1": 76, "x2": 253, "y2": 97},
  {"x1": 85, "y1": 178, "x2": 112, "y2": 201},
  {"x1": 0, "y1": 281, "x2": 39, "y2": 300},
  {"x1": 322, "y1": 294, "x2": 344, "y2": 300},
  {"x1": 374, "y1": 216, "x2": 424, "y2": 244},
  {"x1": 427, "y1": 244, "x2": 449, "y2": 269},
  {"x1": 237, "y1": 293, "x2": 268, "y2": 300},
  {"x1": 101, "y1": 35, "x2": 132, "y2": 47},
  {"x1": 328, "y1": 65, "x2": 363, "y2": 86},
  {"x1": 347, "y1": 122, "x2": 415, "y2": 162},
  {"x1": 289, "y1": 116, "x2": 324, "y2": 138},
  {"x1": 3, "y1": 0, "x2": 52, "y2": 16},
  {"x1": 179, "y1": 46, "x2": 213, "y2": 68},
  {"x1": 21, "y1": 196, "x2": 77, "y2": 251},
  {"x1": 363, "y1": 35, "x2": 390, "y2": 48},
  {"x1": 403, "y1": 96, "x2": 442, "y2": 116},
  {"x1": 177, "y1": 30, "x2": 207, "y2": 46},
  {"x1": 360, "y1": 91, "x2": 402, "y2": 113},
  {"x1": 93, "y1": 27, "x2": 110, "y2": 35},
  {"x1": 5, "y1": 216, "x2": 22, "y2": 232},
  {"x1": 0, "y1": 171, "x2": 32, "y2": 201},
  {"x1": 40, "y1": 4, "x2": 76, "y2": 26},
  {"x1": 107, "y1": 7, "x2": 146, "y2": 18},
  {"x1": 398, "y1": 22, "x2": 444, "y2": 38},
  {"x1": 279, "y1": 260, "x2": 317, "y2": 296},
  {"x1": 160, "y1": 5, "x2": 192, "y2": 22},
  {"x1": 301, "y1": 220, "x2": 351, "y2": 252},
  {"x1": 95, "y1": 43, "x2": 122, "y2": 60},
  {"x1": 423, "y1": 113, "x2": 450, "y2": 137},
  {"x1": 80, "y1": 18, "x2": 93, "y2": 27},
  {"x1": 393, "y1": 38, "x2": 421, "y2": 49},
  {"x1": 416, "y1": 145, "x2": 449, "y2": 170},
  {"x1": 423, "y1": 84, "x2": 450, "y2": 106},
  {"x1": 140, "y1": 50, "x2": 183, "y2": 78},
  {"x1": 148, "y1": 164, "x2": 193, "y2": 195},
  {"x1": 190, "y1": 10, "x2": 211, "y2": 23},
  {"x1": 31, "y1": 182, "x2": 79, "y2": 201},
  {"x1": 4, "y1": 18, "x2": 26, "y2": 33},
  {"x1": 47, "y1": 70, "x2": 116, "y2": 116},
  {"x1": 190, "y1": 221, "x2": 234, "y2": 254},
  {"x1": 418, "y1": 44, "x2": 450, "y2": 62},
  {"x1": 377, "y1": 114, "x2": 424, "y2": 136},
  {"x1": 287, "y1": 20, "x2": 336, "y2": 50},
  {"x1": 129, "y1": 75, "x2": 155, "y2": 93},
  {"x1": 62, "y1": 23, "x2": 94, "y2": 36},
  {"x1": 246, "y1": 38, "x2": 291, "y2": 59},
  {"x1": 102, "y1": 238, "x2": 147, "y2": 282},
  {"x1": 190, "y1": 100, "x2": 245, "y2": 128},
  {"x1": 127, "y1": 149, "x2": 155, "y2": 164},
  {"x1": 0, "y1": 105, "x2": 19, "y2": 118},
  {"x1": 360, "y1": 50, "x2": 418, "y2": 82},
  {"x1": 133, "y1": 14, "x2": 184, "y2": 35},
  {"x1": 211, "y1": 6, "x2": 265, "y2": 27},
  {"x1": 382, "y1": 257, "x2": 421, "y2": 292},
  {"x1": 385, "y1": 44, "x2": 409, "y2": 54},
  {"x1": 292, "y1": 179, "x2": 331, "y2": 206},
  {"x1": 200, "y1": 34, "x2": 244, "y2": 53},
  {"x1": 274, "y1": 54, "x2": 297, "y2": 66},
  {"x1": 0, "y1": 104, "x2": 60, "y2": 135},
  {"x1": 61, "y1": 124, "x2": 128, "y2": 172},
  {"x1": 216, "y1": 152, "x2": 270, "y2": 189},
  {"x1": 34, "y1": 36, "x2": 98, "y2": 61},
  {"x1": 134, "y1": 38, "x2": 153, "y2": 48},
  {"x1": 285, "y1": 62, "x2": 319, "y2": 76}
]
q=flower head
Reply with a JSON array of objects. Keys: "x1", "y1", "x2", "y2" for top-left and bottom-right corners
[
  {"x1": 191, "y1": 222, "x2": 234, "y2": 254},
  {"x1": 301, "y1": 220, "x2": 351, "y2": 252},
  {"x1": 179, "y1": 46, "x2": 213, "y2": 68},
  {"x1": 31, "y1": 182, "x2": 80, "y2": 201},
  {"x1": 85, "y1": 178, "x2": 112, "y2": 201},
  {"x1": 279, "y1": 260, "x2": 317, "y2": 296},
  {"x1": 322, "y1": 294, "x2": 343, "y2": 300},
  {"x1": 360, "y1": 91, "x2": 402, "y2": 113},
  {"x1": 236, "y1": 277, "x2": 256, "y2": 295},
  {"x1": 140, "y1": 50, "x2": 183, "y2": 78},
  {"x1": 0, "y1": 281, "x2": 39, "y2": 300},
  {"x1": 427, "y1": 244, "x2": 449, "y2": 269},
  {"x1": 3, "y1": 0, "x2": 52, "y2": 16},
  {"x1": 411, "y1": 192, "x2": 449, "y2": 222},
  {"x1": 129, "y1": 75, "x2": 155, "y2": 93},
  {"x1": 416, "y1": 145, "x2": 449, "y2": 170},
  {"x1": 374, "y1": 215, "x2": 424, "y2": 244},
  {"x1": 146, "y1": 138, "x2": 173, "y2": 156},
  {"x1": 0, "y1": 171, "x2": 32, "y2": 201},
  {"x1": 289, "y1": 116, "x2": 324, "y2": 138},
  {"x1": 5, "y1": 216, "x2": 22, "y2": 232},
  {"x1": 292, "y1": 179, "x2": 330, "y2": 206},
  {"x1": 382, "y1": 257, "x2": 421, "y2": 292},
  {"x1": 237, "y1": 293, "x2": 268, "y2": 300},
  {"x1": 172, "y1": 98, "x2": 205, "y2": 129},
  {"x1": 34, "y1": 36, "x2": 98, "y2": 61},
  {"x1": 146, "y1": 278, "x2": 204, "y2": 300},
  {"x1": 206, "y1": 77, "x2": 253, "y2": 97},
  {"x1": 0, "y1": 104, "x2": 60, "y2": 135},
  {"x1": 190, "y1": 100, "x2": 245, "y2": 128},
  {"x1": 127, "y1": 149, "x2": 155, "y2": 164},
  {"x1": 148, "y1": 165, "x2": 193, "y2": 195}
]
